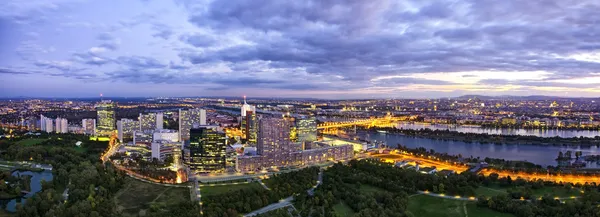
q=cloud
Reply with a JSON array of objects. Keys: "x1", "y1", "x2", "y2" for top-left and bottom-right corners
[{"x1": 116, "y1": 56, "x2": 166, "y2": 69}]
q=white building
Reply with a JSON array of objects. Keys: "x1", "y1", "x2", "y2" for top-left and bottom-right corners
[
  {"x1": 40, "y1": 115, "x2": 53, "y2": 133},
  {"x1": 82, "y1": 119, "x2": 96, "y2": 135},
  {"x1": 153, "y1": 129, "x2": 179, "y2": 142},
  {"x1": 179, "y1": 108, "x2": 207, "y2": 141},
  {"x1": 55, "y1": 118, "x2": 68, "y2": 133}
]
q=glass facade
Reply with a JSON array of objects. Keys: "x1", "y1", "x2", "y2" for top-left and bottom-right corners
[
  {"x1": 241, "y1": 110, "x2": 258, "y2": 144},
  {"x1": 296, "y1": 117, "x2": 318, "y2": 143},
  {"x1": 96, "y1": 100, "x2": 115, "y2": 132},
  {"x1": 187, "y1": 126, "x2": 226, "y2": 173}
]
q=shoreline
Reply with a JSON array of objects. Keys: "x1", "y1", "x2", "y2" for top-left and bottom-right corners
[{"x1": 366, "y1": 127, "x2": 600, "y2": 147}]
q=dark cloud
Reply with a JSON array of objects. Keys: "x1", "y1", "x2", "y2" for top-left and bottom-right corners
[
  {"x1": 0, "y1": 68, "x2": 31, "y2": 75},
  {"x1": 178, "y1": 0, "x2": 600, "y2": 86}
]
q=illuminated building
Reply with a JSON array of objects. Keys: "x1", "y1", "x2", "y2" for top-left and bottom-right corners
[
  {"x1": 178, "y1": 108, "x2": 206, "y2": 141},
  {"x1": 55, "y1": 118, "x2": 68, "y2": 133},
  {"x1": 40, "y1": 115, "x2": 53, "y2": 133},
  {"x1": 96, "y1": 100, "x2": 116, "y2": 133},
  {"x1": 187, "y1": 126, "x2": 226, "y2": 173},
  {"x1": 295, "y1": 117, "x2": 317, "y2": 143},
  {"x1": 240, "y1": 96, "x2": 257, "y2": 143},
  {"x1": 133, "y1": 131, "x2": 153, "y2": 144},
  {"x1": 139, "y1": 112, "x2": 163, "y2": 132},
  {"x1": 117, "y1": 118, "x2": 138, "y2": 142},
  {"x1": 152, "y1": 140, "x2": 182, "y2": 161},
  {"x1": 82, "y1": 119, "x2": 96, "y2": 135}
]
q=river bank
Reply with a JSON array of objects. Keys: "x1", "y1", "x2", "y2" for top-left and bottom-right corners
[{"x1": 371, "y1": 127, "x2": 600, "y2": 147}]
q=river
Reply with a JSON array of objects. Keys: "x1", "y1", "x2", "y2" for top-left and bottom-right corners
[
  {"x1": 1, "y1": 170, "x2": 53, "y2": 213},
  {"x1": 358, "y1": 131, "x2": 600, "y2": 168},
  {"x1": 396, "y1": 122, "x2": 600, "y2": 138}
]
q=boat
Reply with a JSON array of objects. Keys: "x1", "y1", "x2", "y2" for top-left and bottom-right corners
[{"x1": 377, "y1": 130, "x2": 387, "y2": 134}]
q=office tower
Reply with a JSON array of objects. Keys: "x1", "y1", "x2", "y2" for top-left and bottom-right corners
[
  {"x1": 117, "y1": 118, "x2": 138, "y2": 142},
  {"x1": 240, "y1": 96, "x2": 258, "y2": 142},
  {"x1": 82, "y1": 119, "x2": 96, "y2": 135},
  {"x1": 139, "y1": 112, "x2": 163, "y2": 132},
  {"x1": 296, "y1": 117, "x2": 318, "y2": 143},
  {"x1": 96, "y1": 100, "x2": 116, "y2": 133},
  {"x1": 151, "y1": 140, "x2": 181, "y2": 161},
  {"x1": 179, "y1": 108, "x2": 207, "y2": 141},
  {"x1": 55, "y1": 118, "x2": 68, "y2": 133},
  {"x1": 40, "y1": 115, "x2": 53, "y2": 133},
  {"x1": 187, "y1": 126, "x2": 226, "y2": 173}
]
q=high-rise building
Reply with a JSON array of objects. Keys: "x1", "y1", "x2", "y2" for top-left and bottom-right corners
[
  {"x1": 296, "y1": 117, "x2": 318, "y2": 144},
  {"x1": 257, "y1": 117, "x2": 300, "y2": 167},
  {"x1": 55, "y1": 118, "x2": 68, "y2": 133},
  {"x1": 179, "y1": 108, "x2": 207, "y2": 141},
  {"x1": 187, "y1": 126, "x2": 226, "y2": 173},
  {"x1": 139, "y1": 112, "x2": 163, "y2": 132},
  {"x1": 117, "y1": 118, "x2": 138, "y2": 142},
  {"x1": 240, "y1": 96, "x2": 258, "y2": 143},
  {"x1": 40, "y1": 115, "x2": 53, "y2": 133},
  {"x1": 82, "y1": 119, "x2": 96, "y2": 135},
  {"x1": 96, "y1": 100, "x2": 116, "y2": 133}
]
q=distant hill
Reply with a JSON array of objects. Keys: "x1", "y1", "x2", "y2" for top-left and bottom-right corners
[{"x1": 456, "y1": 95, "x2": 599, "y2": 100}]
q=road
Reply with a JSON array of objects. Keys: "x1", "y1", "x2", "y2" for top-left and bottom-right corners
[
  {"x1": 243, "y1": 196, "x2": 294, "y2": 217},
  {"x1": 416, "y1": 190, "x2": 580, "y2": 202},
  {"x1": 307, "y1": 170, "x2": 323, "y2": 196}
]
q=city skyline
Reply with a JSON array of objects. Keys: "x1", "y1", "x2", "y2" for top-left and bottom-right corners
[{"x1": 2, "y1": 0, "x2": 600, "y2": 99}]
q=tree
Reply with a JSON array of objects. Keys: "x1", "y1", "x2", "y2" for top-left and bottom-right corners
[{"x1": 438, "y1": 183, "x2": 445, "y2": 193}]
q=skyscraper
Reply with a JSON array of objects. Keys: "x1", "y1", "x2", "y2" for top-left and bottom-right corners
[
  {"x1": 257, "y1": 117, "x2": 299, "y2": 167},
  {"x1": 240, "y1": 96, "x2": 257, "y2": 143},
  {"x1": 179, "y1": 108, "x2": 207, "y2": 141},
  {"x1": 187, "y1": 126, "x2": 226, "y2": 173},
  {"x1": 40, "y1": 115, "x2": 53, "y2": 133},
  {"x1": 55, "y1": 118, "x2": 68, "y2": 133},
  {"x1": 96, "y1": 100, "x2": 116, "y2": 133}
]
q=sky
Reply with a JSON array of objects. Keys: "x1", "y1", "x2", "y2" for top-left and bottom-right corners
[{"x1": 1, "y1": 0, "x2": 600, "y2": 99}]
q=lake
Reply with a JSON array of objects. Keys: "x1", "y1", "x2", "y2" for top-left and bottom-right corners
[
  {"x1": 360, "y1": 131, "x2": 600, "y2": 168},
  {"x1": 1, "y1": 170, "x2": 53, "y2": 213},
  {"x1": 396, "y1": 122, "x2": 600, "y2": 138}
]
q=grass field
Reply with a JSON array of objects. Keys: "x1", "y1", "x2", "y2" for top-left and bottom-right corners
[
  {"x1": 407, "y1": 194, "x2": 514, "y2": 217},
  {"x1": 475, "y1": 185, "x2": 583, "y2": 198},
  {"x1": 115, "y1": 178, "x2": 190, "y2": 216},
  {"x1": 475, "y1": 186, "x2": 508, "y2": 197},
  {"x1": 16, "y1": 138, "x2": 47, "y2": 146},
  {"x1": 201, "y1": 182, "x2": 263, "y2": 197},
  {"x1": 332, "y1": 202, "x2": 355, "y2": 216}
]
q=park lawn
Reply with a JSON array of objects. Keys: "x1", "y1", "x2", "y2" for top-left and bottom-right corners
[
  {"x1": 407, "y1": 195, "x2": 514, "y2": 217},
  {"x1": 475, "y1": 186, "x2": 508, "y2": 198},
  {"x1": 115, "y1": 178, "x2": 190, "y2": 216},
  {"x1": 465, "y1": 204, "x2": 514, "y2": 217},
  {"x1": 201, "y1": 182, "x2": 263, "y2": 197},
  {"x1": 358, "y1": 184, "x2": 386, "y2": 194},
  {"x1": 0, "y1": 210, "x2": 15, "y2": 217},
  {"x1": 333, "y1": 202, "x2": 355, "y2": 217},
  {"x1": 16, "y1": 138, "x2": 47, "y2": 146}
]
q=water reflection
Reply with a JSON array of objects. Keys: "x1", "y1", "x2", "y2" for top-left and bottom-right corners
[
  {"x1": 361, "y1": 131, "x2": 600, "y2": 167},
  {"x1": 1, "y1": 170, "x2": 53, "y2": 213},
  {"x1": 396, "y1": 122, "x2": 600, "y2": 138}
]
